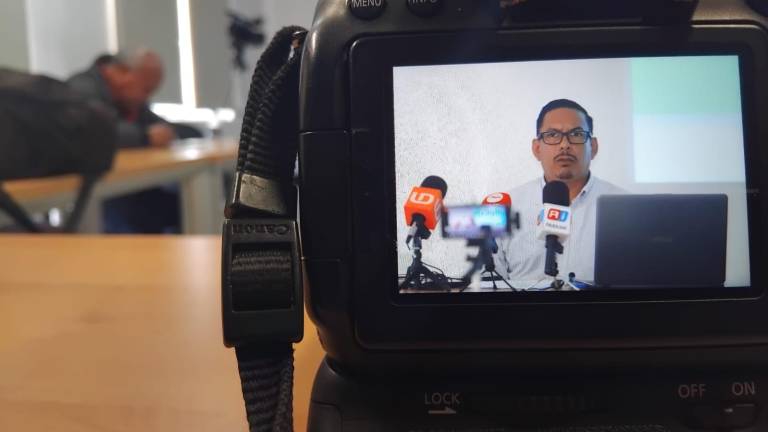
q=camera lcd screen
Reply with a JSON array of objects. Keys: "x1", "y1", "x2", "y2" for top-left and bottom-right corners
[{"x1": 393, "y1": 55, "x2": 752, "y2": 294}]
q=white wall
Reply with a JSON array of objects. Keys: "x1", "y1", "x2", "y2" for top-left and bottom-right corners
[
  {"x1": 3, "y1": 0, "x2": 316, "y2": 109},
  {"x1": 394, "y1": 59, "x2": 634, "y2": 201},
  {"x1": 4, "y1": 0, "x2": 181, "y2": 101},
  {"x1": 190, "y1": 0, "x2": 230, "y2": 108},
  {"x1": 115, "y1": 0, "x2": 181, "y2": 103},
  {"x1": 225, "y1": 0, "x2": 316, "y2": 132},
  {"x1": 25, "y1": 0, "x2": 111, "y2": 79},
  {"x1": 0, "y1": 0, "x2": 30, "y2": 70},
  {"x1": 261, "y1": 0, "x2": 316, "y2": 35}
]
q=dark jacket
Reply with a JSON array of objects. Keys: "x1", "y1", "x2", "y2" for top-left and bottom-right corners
[{"x1": 66, "y1": 66, "x2": 166, "y2": 148}]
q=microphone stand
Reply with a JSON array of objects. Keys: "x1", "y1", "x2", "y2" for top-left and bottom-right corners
[
  {"x1": 463, "y1": 226, "x2": 516, "y2": 291},
  {"x1": 544, "y1": 234, "x2": 565, "y2": 290},
  {"x1": 400, "y1": 220, "x2": 449, "y2": 291}
]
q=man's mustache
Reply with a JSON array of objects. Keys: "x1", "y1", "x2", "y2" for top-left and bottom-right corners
[{"x1": 555, "y1": 153, "x2": 577, "y2": 162}]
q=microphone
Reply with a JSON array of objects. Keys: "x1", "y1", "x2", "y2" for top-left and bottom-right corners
[
  {"x1": 404, "y1": 176, "x2": 447, "y2": 245},
  {"x1": 538, "y1": 181, "x2": 571, "y2": 277},
  {"x1": 461, "y1": 192, "x2": 517, "y2": 291},
  {"x1": 482, "y1": 191, "x2": 520, "y2": 232},
  {"x1": 482, "y1": 192, "x2": 512, "y2": 207},
  {"x1": 481, "y1": 192, "x2": 512, "y2": 254},
  {"x1": 401, "y1": 176, "x2": 449, "y2": 290}
]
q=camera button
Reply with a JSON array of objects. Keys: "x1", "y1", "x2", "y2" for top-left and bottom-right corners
[
  {"x1": 719, "y1": 403, "x2": 758, "y2": 429},
  {"x1": 683, "y1": 403, "x2": 758, "y2": 430},
  {"x1": 348, "y1": 0, "x2": 387, "y2": 20},
  {"x1": 406, "y1": 0, "x2": 443, "y2": 18}
]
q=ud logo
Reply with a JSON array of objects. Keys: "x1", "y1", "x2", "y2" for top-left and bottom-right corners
[{"x1": 408, "y1": 191, "x2": 436, "y2": 205}]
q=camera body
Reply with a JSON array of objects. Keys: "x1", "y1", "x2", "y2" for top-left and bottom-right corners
[{"x1": 298, "y1": 0, "x2": 768, "y2": 429}]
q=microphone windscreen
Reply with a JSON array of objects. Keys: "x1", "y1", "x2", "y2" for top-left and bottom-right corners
[
  {"x1": 421, "y1": 175, "x2": 448, "y2": 199},
  {"x1": 404, "y1": 186, "x2": 444, "y2": 230},
  {"x1": 482, "y1": 192, "x2": 512, "y2": 207},
  {"x1": 543, "y1": 180, "x2": 570, "y2": 206}
]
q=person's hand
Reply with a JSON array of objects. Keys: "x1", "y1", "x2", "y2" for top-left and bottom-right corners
[{"x1": 147, "y1": 124, "x2": 176, "y2": 147}]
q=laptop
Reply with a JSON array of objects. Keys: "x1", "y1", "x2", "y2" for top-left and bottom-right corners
[{"x1": 594, "y1": 194, "x2": 728, "y2": 288}]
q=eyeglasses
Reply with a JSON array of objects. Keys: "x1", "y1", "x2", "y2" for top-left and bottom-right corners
[{"x1": 537, "y1": 128, "x2": 592, "y2": 145}]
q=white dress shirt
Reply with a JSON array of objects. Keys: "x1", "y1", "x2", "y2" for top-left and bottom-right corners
[{"x1": 496, "y1": 174, "x2": 626, "y2": 287}]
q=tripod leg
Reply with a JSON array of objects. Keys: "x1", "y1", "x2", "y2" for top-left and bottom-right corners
[
  {"x1": 479, "y1": 269, "x2": 495, "y2": 291},
  {"x1": 491, "y1": 269, "x2": 516, "y2": 291},
  {"x1": 418, "y1": 266, "x2": 451, "y2": 290},
  {"x1": 482, "y1": 266, "x2": 509, "y2": 291},
  {"x1": 400, "y1": 268, "x2": 418, "y2": 289},
  {"x1": 462, "y1": 259, "x2": 483, "y2": 283},
  {"x1": 400, "y1": 262, "x2": 447, "y2": 291}
]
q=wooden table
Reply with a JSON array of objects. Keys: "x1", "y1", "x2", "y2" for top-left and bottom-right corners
[
  {"x1": 0, "y1": 235, "x2": 324, "y2": 431},
  {"x1": 3, "y1": 139, "x2": 237, "y2": 234}
]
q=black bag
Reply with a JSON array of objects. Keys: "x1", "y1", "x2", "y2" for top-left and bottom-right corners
[{"x1": 0, "y1": 68, "x2": 117, "y2": 232}]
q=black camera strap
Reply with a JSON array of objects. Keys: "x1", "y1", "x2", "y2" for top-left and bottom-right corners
[{"x1": 222, "y1": 26, "x2": 307, "y2": 432}]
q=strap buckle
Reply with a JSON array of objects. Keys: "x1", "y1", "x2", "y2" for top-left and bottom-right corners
[
  {"x1": 221, "y1": 218, "x2": 303, "y2": 347},
  {"x1": 227, "y1": 172, "x2": 290, "y2": 218}
]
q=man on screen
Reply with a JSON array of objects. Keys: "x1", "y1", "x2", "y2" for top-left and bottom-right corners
[{"x1": 498, "y1": 99, "x2": 625, "y2": 286}]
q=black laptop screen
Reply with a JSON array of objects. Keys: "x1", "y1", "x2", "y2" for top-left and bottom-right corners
[{"x1": 393, "y1": 55, "x2": 751, "y2": 294}]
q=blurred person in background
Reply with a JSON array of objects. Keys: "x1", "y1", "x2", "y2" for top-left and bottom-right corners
[
  {"x1": 68, "y1": 49, "x2": 177, "y2": 148},
  {"x1": 68, "y1": 49, "x2": 199, "y2": 233}
]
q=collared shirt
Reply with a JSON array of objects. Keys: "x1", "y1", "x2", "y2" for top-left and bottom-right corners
[{"x1": 495, "y1": 174, "x2": 626, "y2": 287}]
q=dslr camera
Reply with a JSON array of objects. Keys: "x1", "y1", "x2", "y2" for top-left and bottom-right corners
[{"x1": 223, "y1": 0, "x2": 768, "y2": 430}]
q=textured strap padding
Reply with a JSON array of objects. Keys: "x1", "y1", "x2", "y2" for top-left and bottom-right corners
[
  {"x1": 236, "y1": 345, "x2": 295, "y2": 432},
  {"x1": 230, "y1": 25, "x2": 307, "y2": 432},
  {"x1": 237, "y1": 25, "x2": 306, "y2": 188}
]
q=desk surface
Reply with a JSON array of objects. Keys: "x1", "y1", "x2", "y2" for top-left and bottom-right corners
[
  {"x1": 0, "y1": 235, "x2": 324, "y2": 431},
  {"x1": 5, "y1": 139, "x2": 237, "y2": 201}
]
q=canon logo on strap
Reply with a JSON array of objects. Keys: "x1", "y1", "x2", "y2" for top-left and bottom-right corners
[{"x1": 232, "y1": 223, "x2": 290, "y2": 235}]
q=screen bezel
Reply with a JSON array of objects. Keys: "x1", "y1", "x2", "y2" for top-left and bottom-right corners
[{"x1": 347, "y1": 26, "x2": 768, "y2": 348}]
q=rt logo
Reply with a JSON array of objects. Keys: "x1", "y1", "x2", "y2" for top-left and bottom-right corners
[{"x1": 547, "y1": 208, "x2": 569, "y2": 222}]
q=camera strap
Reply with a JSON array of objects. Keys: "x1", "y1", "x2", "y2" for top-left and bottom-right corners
[{"x1": 222, "y1": 26, "x2": 307, "y2": 432}]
